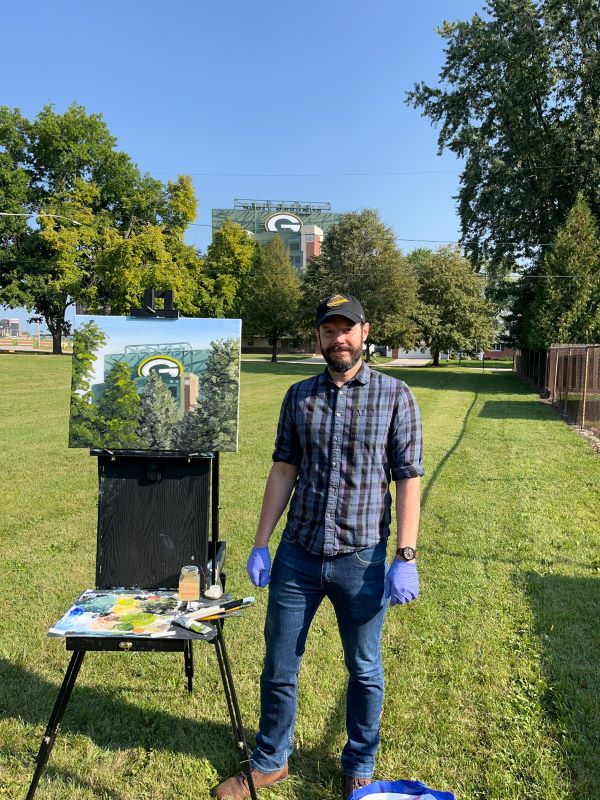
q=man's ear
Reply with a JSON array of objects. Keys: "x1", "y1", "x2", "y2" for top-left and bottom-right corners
[{"x1": 362, "y1": 322, "x2": 371, "y2": 341}]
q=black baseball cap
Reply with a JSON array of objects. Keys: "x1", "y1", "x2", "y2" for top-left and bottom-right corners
[{"x1": 315, "y1": 294, "x2": 366, "y2": 327}]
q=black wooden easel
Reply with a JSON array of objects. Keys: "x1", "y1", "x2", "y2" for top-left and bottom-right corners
[{"x1": 26, "y1": 293, "x2": 257, "y2": 800}]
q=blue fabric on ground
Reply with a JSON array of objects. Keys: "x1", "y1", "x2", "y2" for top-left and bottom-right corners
[{"x1": 350, "y1": 779, "x2": 454, "y2": 800}]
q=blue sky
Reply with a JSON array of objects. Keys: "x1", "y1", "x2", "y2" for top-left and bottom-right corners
[{"x1": 1, "y1": 0, "x2": 484, "y2": 331}]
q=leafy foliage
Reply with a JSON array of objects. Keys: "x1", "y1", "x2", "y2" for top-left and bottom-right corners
[
  {"x1": 68, "y1": 320, "x2": 107, "y2": 447},
  {"x1": 241, "y1": 235, "x2": 301, "y2": 362},
  {"x1": 513, "y1": 194, "x2": 600, "y2": 347},
  {"x1": 198, "y1": 220, "x2": 257, "y2": 317},
  {"x1": 407, "y1": 0, "x2": 600, "y2": 276},
  {"x1": 408, "y1": 246, "x2": 496, "y2": 365},
  {"x1": 96, "y1": 361, "x2": 143, "y2": 449},
  {"x1": 302, "y1": 210, "x2": 418, "y2": 351},
  {"x1": 173, "y1": 338, "x2": 239, "y2": 451},
  {"x1": 137, "y1": 372, "x2": 182, "y2": 449},
  {"x1": 0, "y1": 103, "x2": 204, "y2": 352}
]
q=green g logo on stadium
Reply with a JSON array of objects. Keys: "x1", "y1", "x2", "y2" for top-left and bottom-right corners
[
  {"x1": 265, "y1": 212, "x2": 302, "y2": 233},
  {"x1": 138, "y1": 355, "x2": 184, "y2": 378}
]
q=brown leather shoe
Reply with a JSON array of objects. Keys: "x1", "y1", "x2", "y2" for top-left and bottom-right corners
[
  {"x1": 212, "y1": 764, "x2": 289, "y2": 800},
  {"x1": 343, "y1": 774, "x2": 372, "y2": 800}
]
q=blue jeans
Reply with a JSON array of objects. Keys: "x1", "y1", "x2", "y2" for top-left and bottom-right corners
[{"x1": 251, "y1": 532, "x2": 388, "y2": 778}]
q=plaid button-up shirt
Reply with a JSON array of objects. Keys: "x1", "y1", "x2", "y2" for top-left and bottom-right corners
[{"x1": 273, "y1": 363, "x2": 424, "y2": 556}]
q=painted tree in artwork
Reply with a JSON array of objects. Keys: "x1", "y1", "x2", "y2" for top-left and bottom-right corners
[
  {"x1": 137, "y1": 371, "x2": 181, "y2": 449},
  {"x1": 69, "y1": 320, "x2": 107, "y2": 446},
  {"x1": 97, "y1": 360, "x2": 143, "y2": 449},
  {"x1": 173, "y1": 338, "x2": 239, "y2": 451}
]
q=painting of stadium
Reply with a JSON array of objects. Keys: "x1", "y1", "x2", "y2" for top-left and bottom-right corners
[{"x1": 69, "y1": 315, "x2": 241, "y2": 452}]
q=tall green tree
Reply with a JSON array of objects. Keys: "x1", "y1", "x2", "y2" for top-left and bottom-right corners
[
  {"x1": 173, "y1": 338, "x2": 239, "y2": 451},
  {"x1": 199, "y1": 220, "x2": 257, "y2": 317},
  {"x1": 407, "y1": 246, "x2": 496, "y2": 366},
  {"x1": 241, "y1": 235, "x2": 301, "y2": 362},
  {"x1": 407, "y1": 0, "x2": 600, "y2": 278},
  {"x1": 518, "y1": 194, "x2": 600, "y2": 347},
  {"x1": 68, "y1": 319, "x2": 107, "y2": 446},
  {"x1": 302, "y1": 210, "x2": 417, "y2": 356},
  {"x1": 137, "y1": 371, "x2": 181, "y2": 449},
  {"x1": 0, "y1": 104, "x2": 205, "y2": 352},
  {"x1": 97, "y1": 361, "x2": 143, "y2": 449}
]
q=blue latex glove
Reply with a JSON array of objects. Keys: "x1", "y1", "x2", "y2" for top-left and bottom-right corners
[
  {"x1": 246, "y1": 546, "x2": 271, "y2": 588},
  {"x1": 384, "y1": 559, "x2": 419, "y2": 606}
]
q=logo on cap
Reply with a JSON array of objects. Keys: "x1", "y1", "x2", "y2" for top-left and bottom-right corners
[{"x1": 326, "y1": 294, "x2": 350, "y2": 308}]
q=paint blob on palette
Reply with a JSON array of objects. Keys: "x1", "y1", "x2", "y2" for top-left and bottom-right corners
[{"x1": 49, "y1": 590, "x2": 180, "y2": 637}]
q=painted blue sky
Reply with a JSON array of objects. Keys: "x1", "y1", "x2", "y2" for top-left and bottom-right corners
[
  {"x1": 2, "y1": 0, "x2": 486, "y2": 330},
  {"x1": 75, "y1": 315, "x2": 241, "y2": 386}
]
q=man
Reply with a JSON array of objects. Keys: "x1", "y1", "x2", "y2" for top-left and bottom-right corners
[{"x1": 215, "y1": 294, "x2": 423, "y2": 800}]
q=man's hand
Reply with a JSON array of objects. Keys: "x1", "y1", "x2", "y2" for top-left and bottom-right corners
[
  {"x1": 246, "y1": 546, "x2": 271, "y2": 588},
  {"x1": 384, "y1": 560, "x2": 419, "y2": 605}
]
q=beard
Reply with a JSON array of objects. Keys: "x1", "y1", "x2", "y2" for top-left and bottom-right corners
[{"x1": 322, "y1": 343, "x2": 362, "y2": 373}]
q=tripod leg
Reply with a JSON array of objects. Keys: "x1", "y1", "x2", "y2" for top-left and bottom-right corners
[
  {"x1": 213, "y1": 622, "x2": 257, "y2": 800},
  {"x1": 184, "y1": 640, "x2": 194, "y2": 692},
  {"x1": 26, "y1": 649, "x2": 86, "y2": 800}
]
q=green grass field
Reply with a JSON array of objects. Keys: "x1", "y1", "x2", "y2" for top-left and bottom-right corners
[{"x1": 1, "y1": 356, "x2": 599, "y2": 800}]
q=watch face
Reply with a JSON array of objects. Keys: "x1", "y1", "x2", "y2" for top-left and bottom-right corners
[{"x1": 400, "y1": 547, "x2": 416, "y2": 560}]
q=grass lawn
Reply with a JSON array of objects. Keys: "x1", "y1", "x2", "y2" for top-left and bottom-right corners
[{"x1": 1, "y1": 355, "x2": 599, "y2": 800}]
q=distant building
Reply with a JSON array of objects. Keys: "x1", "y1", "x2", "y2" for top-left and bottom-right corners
[
  {"x1": 0, "y1": 318, "x2": 20, "y2": 337},
  {"x1": 213, "y1": 199, "x2": 343, "y2": 355},
  {"x1": 212, "y1": 199, "x2": 342, "y2": 271}
]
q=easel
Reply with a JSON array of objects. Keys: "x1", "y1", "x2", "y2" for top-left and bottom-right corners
[{"x1": 26, "y1": 293, "x2": 257, "y2": 800}]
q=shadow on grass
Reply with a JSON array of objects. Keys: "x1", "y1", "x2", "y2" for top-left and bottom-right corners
[
  {"x1": 421, "y1": 392, "x2": 479, "y2": 514},
  {"x1": 478, "y1": 399, "x2": 553, "y2": 420},
  {"x1": 3, "y1": 650, "x2": 343, "y2": 797},
  {"x1": 525, "y1": 573, "x2": 600, "y2": 796}
]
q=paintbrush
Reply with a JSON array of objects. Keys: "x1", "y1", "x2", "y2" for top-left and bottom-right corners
[{"x1": 177, "y1": 597, "x2": 255, "y2": 622}]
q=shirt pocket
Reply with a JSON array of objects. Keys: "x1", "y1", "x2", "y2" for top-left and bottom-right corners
[{"x1": 349, "y1": 409, "x2": 387, "y2": 446}]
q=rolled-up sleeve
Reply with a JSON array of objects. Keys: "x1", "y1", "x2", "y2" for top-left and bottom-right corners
[
  {"x1": 388, "y1": 384, "x2": 424, "y2": 479},
  {"x1": 272, "y1": 387, "x2": 301, "y2": 466}
]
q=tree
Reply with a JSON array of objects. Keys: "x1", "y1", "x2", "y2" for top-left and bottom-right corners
[
  {"x1": 173, "y1": 338, "x2": 239, "y2": 451},
  {"x1": 68, "y1": 319, "x2": 107, "y2": 447},
  {"x1": 137, "y1": 371, "x2": 182, "y2": 449},
  {"x1": 518, "y1": 194, "x2": 600, "y2": 347},
  {"x1": 302, "y1": 210, "x2": 418, "y2": 356},
  {"x1": 0, "y1": 104, "x2": 205, "y2": 352},
  {"x1": 407, "y1": 246, "x2": 496, "y2": 366},
  {"x1": 96, "y1": 361, "x2": 143, "y2": 449},
  {"x1": 407, "y1": 0, "x2": 600, "y2": 277},
  {"x1": 199, "y1": 220, "x2": 257, "y2": 317},
  {"x1": 241, "y1": 235, "x2": 301, "y2": 362}
]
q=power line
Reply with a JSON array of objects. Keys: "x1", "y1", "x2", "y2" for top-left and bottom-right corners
[{"x1": 0, "y1": 211, "x2": 82, "y2": 225}]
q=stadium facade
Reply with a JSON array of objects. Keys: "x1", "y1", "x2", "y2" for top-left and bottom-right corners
[{"x1": 212, "y1": 199, "x2": 342, "y2": 271}]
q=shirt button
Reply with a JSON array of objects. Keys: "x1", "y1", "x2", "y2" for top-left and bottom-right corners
[{"x1": 331, "y1": 462, "x2": 336, "y2": 467}]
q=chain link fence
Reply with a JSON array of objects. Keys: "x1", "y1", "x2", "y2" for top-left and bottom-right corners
[{"x1": 515, "y1": 345, "x2": 600, "y2": 436}]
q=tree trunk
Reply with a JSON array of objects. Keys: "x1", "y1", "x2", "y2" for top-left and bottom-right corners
[
  {"x1": 364, "y1": 337, "x2": 371, "y2": 362},
  {"x1": 432, "y1": 349, "x2": 440, "y2": 367},
  {"x1": 51, "y1": 327, "x2": 63, "y2": 355},
  {"x1": 271, "y1": 336, "x2": 278, "y2": 363}
]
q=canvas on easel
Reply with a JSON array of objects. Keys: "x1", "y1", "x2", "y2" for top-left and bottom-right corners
[{"x1": 68, "y1": 314, "x2": 241, "y2": 452}]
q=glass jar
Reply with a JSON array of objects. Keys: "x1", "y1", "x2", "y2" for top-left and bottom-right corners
[{"x1": 179, "y1": 565, "x2": 200, "y2": 602}]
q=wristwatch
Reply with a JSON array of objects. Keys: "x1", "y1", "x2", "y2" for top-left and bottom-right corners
[{"x1": 395, "y1": 546, "x2": 417, "y2": 561}]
